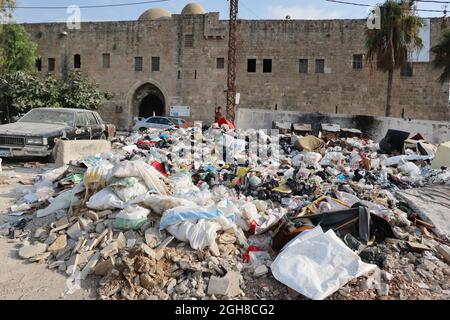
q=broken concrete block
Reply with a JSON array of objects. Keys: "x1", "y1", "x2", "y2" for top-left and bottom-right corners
[
  {"x1": 67, "y1": 222, "x2": 82, "y2": 240},
  {"x1": 80, "y1": 251, "x2": 101, "y2": 280},
  {"x1": 140, "y1": 243, "x2": 156, "y2": 259},
  {"x1": 66, "y1": 253, "x2": 80, "y2": 276},
  {"x1": 94, "y1": 257, "x2": 115, "y2": 276},
  {"x1": 207, "y1": 271, "x2": 241, "y2": 297},
  {"x1": 145, "y1": 227, "x2": 162, "y2": 248},
  {"x1": 436, "y1": 244, "x2": 450, "y2": 263},
  {"x1": 85, "y1": 210, "x2": 99, "y2": 222},
  {"x1": 48, "y1": 235, "x2": 68, "y2": 253},
  {"x1": 254, "y1": 265, "x2": 269, "y2": 277},
  {"x1": 18, "y1": 243, "x2": 48, "y2": 259},
  {"x1": 54, "y1": 139, "x2": 111, "y2": 167},
  {"x1": 116, "y1": 232, "x2": 126, "y2": 249},
  {"x1": 406, "y1": 241, "x2": 430, "y2": 253},
  {"x1": 431, "y1": 141, "x2": 450, "y2": 169},
  {"x1": 97, "y1": 210, "x2": 112, "y2": 219}
]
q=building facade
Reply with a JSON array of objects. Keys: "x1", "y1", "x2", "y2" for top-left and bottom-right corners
[{"x1": 23, "y1": 2, "x2": 450, "y2": 130}]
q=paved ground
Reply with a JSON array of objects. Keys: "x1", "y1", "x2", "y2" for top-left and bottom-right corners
[{"x1": 0, "y1": 159, "x2": 95, "y2": 300}]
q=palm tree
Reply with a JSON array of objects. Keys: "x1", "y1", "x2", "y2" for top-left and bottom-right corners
[
  {"x1": 365, "y1": 0, "x2": 423, "y2": 117},
  {"x1": 431, "y1": 30, "x2": 450, "y2": 84}
]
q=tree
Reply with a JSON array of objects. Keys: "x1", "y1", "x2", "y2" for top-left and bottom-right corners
[
  {"x1": 431, "y1": 30, "x2": 450, "y2": 84},
  {"x1": 0, "y1": 23, "x2": 37, "y2": 73},
  {"x1": 0, "y1": 71, "x2": 112, "y2": 123},
  {"x1": 0, "y1": 71, "x2": 49, "y2": 122},
  {"x1": 365, "y1": 0, "x2": 423, "y2": 117},
  {"x1": 58, "y1": 71, "x2": 113, "y2": 111}
]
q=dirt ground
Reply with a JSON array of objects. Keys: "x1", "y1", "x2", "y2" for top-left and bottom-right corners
[{"x1": 0, "y1": 159, "x2": 96, "y2": 300}]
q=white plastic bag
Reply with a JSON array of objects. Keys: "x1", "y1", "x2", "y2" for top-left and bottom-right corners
[
  {"x1": 113, "y1": 205, "x2": 150, "y2": 230},
  {"x1": 36, "y1": 183, "x2": 84, "y2": 218},
  {"x1": 110, "y1": 177, "x2": 148, "y2": 203},
  {"x1": 271, "y1": 227, "x2": 377, "y2": 300},
  {"x1": 86, "y1": 187, "x2": 125, "y2": 210},
  {"x1": 167, "y1": 219, "x2": 222, "y2": 250},
  {"x1": 132, "y1": 194, "x2": 197, "y2": 215},
  {"x1": 112, "y1": 160, "x2": 169, "y2": 195}
]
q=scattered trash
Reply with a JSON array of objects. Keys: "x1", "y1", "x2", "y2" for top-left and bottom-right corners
[{"x1": 3, "y1": 124, "x2": 449, "y2": 301}]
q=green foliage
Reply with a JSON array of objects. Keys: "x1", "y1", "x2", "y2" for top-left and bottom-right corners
[
  {"x1": 365, "y1": 0, "x2": 423, "y2": 71},
  {"x1": 59, "y1": 71, "x2": 112, "y2": 111},
  {"x1": 0, "y1": 71, "x2": 112, "y2": 123},
  {"x1": 431, "y1": 30, "x2": 450, "y2": 84},
  {"x1": 0, "y1": 23, "x2": 37, "y2": 73}
]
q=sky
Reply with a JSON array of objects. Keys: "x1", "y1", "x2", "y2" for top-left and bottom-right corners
[{"x1": 11, "y1": 0, "x2": 449, "y2": 23}]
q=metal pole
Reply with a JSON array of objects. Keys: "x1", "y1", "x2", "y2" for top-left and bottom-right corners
[{"x1": 226, "y1": 0, "x2": 238, "y2": 122}]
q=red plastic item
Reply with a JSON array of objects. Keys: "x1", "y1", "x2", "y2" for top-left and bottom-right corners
[
  {"x1": 137, "y1": 140, "x2": 156, "y2": 149},
  {"x1": 217, "y1": 117, "x2": 235, "y2": 130},
  {"x1": 242, "y1": 245, "x2": 263, "y2": 263},
  {"x1": 151, "y1": 161, "x2": 167, "y2": 176}
]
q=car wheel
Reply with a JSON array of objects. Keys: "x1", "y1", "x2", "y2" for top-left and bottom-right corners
[
  {"x1": 139, "y1": 127, "x2": 147, "y2": 132},
  {"x1": 47, "y1": 148, "x2": 56, "y2": 164}
]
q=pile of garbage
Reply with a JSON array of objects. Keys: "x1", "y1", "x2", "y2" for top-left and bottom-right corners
[{"x1": 2, "y1": 124, "x2": 450, "y2": 300}]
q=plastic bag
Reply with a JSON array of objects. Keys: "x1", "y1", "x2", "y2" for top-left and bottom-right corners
[
  {"x1": 132, "y1": 194, "x2": 197, "y2": 215},
  {"x1": 112, "y1": 160, "x2": 169, "y2": 195},
  {"x1": 86, "y1": 187, "x2": 125, "y2": 210},
  {"x1": 167, "y1": 219, "x2": 222, "y2": 250},
  {"x1": 271, "y1": 227, "x2": 377, "y2": 300},
  {"x1": 36, "y1": 183, "x2": 84, "y2": 218},
  {"x1": 398, "y1": 158, "x2": 421, "y2": 177},
  {"x1": 113, "y1": 205, "x2": 150, "y2": 230},
  {"x1": 84, "y1": 163, "x2": 112, "y2": 191},
  {"x1": 110, "y1": 177, "x2": 148, "y2": 203}
]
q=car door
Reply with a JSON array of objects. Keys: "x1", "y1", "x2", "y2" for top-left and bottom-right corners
[
  {"x1": 86, "y1": 111, "x2": 102, "y2": 139},
  {"x1": 159, "y1": 118, "x2": 173, "y2": 129},
  {"x1": 146, "y1": 117, "x2": 161, "y2": 129},
  {"x1": 74, "y1": 112, "x2": 90, "y2": 140}
]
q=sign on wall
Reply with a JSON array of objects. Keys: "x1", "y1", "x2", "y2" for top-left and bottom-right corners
[
  {"x1": 170, "y1": 106, "x2": 190, "y2": 117},
  {"x1": 409, "y1": 18, "x2": 430, "y2": 63}
]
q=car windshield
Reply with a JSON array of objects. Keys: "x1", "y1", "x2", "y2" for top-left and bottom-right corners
[{"x1": 19, "y1": 109, "x2": 75, "y2": 126}]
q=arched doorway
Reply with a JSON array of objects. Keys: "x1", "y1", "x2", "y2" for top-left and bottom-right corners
[{"x1": 132, "y1": 83, "x2": 166, "y2": 118}]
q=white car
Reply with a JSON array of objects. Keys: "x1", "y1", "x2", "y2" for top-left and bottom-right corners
[{"x1": 133, "y1": 116, "x2": 186, "y2": 132}]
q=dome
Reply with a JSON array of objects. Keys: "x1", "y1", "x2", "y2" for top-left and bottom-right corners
[
  {"x1": 138, "y1": 8, "x2": 172, "y2": 21},
  {"x1": 181, "y1": 2, "x2": 205, "y2": 15}
]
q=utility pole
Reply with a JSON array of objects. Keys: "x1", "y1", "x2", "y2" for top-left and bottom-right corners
[{"x1": 226, "y1": 0, "x2": 238, "y2": 122}]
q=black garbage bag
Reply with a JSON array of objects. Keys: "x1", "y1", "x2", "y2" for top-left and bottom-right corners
[{"x1": 297, "y1": 203, "x2": 395, "y2": 244}]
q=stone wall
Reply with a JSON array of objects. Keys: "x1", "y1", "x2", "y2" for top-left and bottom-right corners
[
  {"x1": 23, "y1": 15, "x2": 450, "y2": 130},
  {"x1": 236, "y1": 108, "x2": 450, "y2": 144}
]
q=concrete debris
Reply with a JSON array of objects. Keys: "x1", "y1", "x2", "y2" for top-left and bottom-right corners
[
  {"x1": 18, "y1": 243, "x2": 48, "y2": 259},
  {"x1": 207, "y1": 271, "x2": 242, "y2": 298},
  {"x1": 4, "y1": 124, "x2": 450, "y2": 301}
]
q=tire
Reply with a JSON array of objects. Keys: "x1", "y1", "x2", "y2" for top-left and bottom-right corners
[
  {"x1": 47, "y1": 148, "x2": 56, "y2": 163},
  {"x1": 139, "y1": 127, "x2": 147, "y2": 132}
]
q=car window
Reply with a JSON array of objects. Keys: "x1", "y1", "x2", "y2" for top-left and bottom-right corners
[
  {"x1": 19, "y1": 109, "x2": 75, "y2": 126},
  {"x1": 160, "y1": 118, "x2": 172, "y2": 125},
  {"x1": 146, "y1": 118, "x2": 160, "y2": 124},
  {"x1": 75, "y1": 113, "x2": 88, "y2": 126},
  {"x1": 86, "y1": 112, "x2": 98, "y2": 125}
]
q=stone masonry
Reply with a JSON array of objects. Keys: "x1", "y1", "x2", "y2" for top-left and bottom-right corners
[{"x1": 22, "y1": 3, "x2": 450, "y2": 130}]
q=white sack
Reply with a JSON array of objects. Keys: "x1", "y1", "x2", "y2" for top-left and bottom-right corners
[
  {"x1": 112, "y1": 160, "x2": 169, "y2": 195},
  {"x1": 271, "y1": 227, "x2": 377, "y2": 300},
  {"x1": 131, "y1": 194, "x2": 197, "y2": 215},
  {"x1": 167, "y1": 219, "x2": 222, "y2": 250},
  {"x1": 36, "y1": 183, "x2": 84, "y2": 218},
  {"x1": 86, "y1": 187, "x2": 125, "y2": 210}
]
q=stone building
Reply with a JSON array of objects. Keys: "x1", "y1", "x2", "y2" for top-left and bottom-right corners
[{"x1": 23, "y1": 2, "x2": 449, "y2": 130}]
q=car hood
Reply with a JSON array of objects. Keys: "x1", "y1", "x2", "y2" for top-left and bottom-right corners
[{"x1": 0, "y1": 122, "x2": 72, "y2": 136}]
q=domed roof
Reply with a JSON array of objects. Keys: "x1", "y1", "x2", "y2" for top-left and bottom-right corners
[
  {"x1": 138, "y1": 8, "x2": 172, "y2": 21},
  {"x1": 181, "y1": 2, "x2": 205, "y2": 15}
]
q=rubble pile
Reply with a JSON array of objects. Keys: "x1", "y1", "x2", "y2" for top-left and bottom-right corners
[{"x1": 1, "y1": 124, "x2": 450, "y2": 300}]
